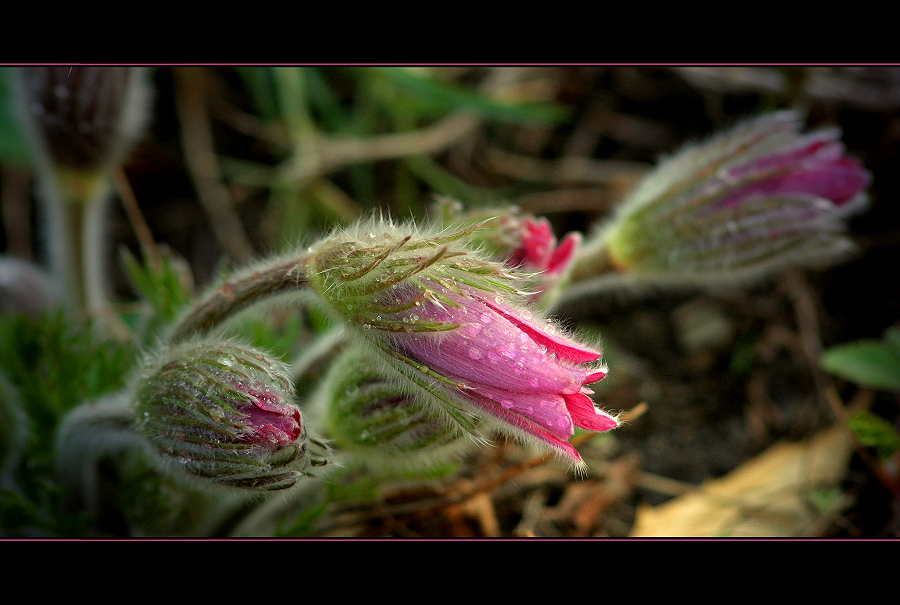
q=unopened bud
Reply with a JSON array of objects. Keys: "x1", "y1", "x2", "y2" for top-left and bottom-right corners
[
  {"x1": 135, "y1": 341, "x2": 321, "y2": 491},
  {"x1": 434, "y1": 199, "x2": 580, "y2": 304},
  {"x1": 13, "y1": 66, "x2": 151, "y2": 205},
  {"x1": 571, "y1": 111, "x2": 872, "y2": 291},
  {"x1": 316, "y1": 347, "x2": 476, "y2": 472}
]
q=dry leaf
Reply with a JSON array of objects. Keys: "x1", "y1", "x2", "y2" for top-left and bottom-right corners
[{"x1": 630, "y1": 424, "x2": 855, "y2": 537}]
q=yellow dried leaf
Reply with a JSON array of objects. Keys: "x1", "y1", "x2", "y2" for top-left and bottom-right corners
[{"x1": 630, "y1": 424, "x2": 855, "y2": 537}]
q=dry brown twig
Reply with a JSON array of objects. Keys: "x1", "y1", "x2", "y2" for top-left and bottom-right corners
[
  {"x1": 316, "y1": 402, "x2": 649, "y2": 536},
  {"x1": 174, "y1": 67, "x2": 256, "y2": 265}
]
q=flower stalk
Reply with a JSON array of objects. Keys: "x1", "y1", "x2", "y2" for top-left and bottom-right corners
[{"x1": 166, "y1": 254, "x2": 312, "y2": 344}]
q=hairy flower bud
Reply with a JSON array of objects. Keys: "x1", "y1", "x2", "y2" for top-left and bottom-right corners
[
  {"x1": 570, "y1": 111, "x2": 872, "y2": 291},
  {"x1": 307, "y1": 221, "x2": 618, "y2": 463},
  {"x1": 435, "y1": 199, "x2": 580, "y2": 304},
  {"x1": 12, "y1": 66, "x2": 153, "y2": 313},
  {"x1": 315, "y1": 347, "x2": 476, "y2": 472},
  {"x1": 135, "y1": 341, "x2": 322, "y2": 491},
  {"x1": 13, "y1": 66, "x2": 151, "y2": 204}
]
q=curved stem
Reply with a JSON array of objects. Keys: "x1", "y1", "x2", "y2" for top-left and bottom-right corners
[{"x1": 167, "y1": 253, "x2": 313, "y2": 344}]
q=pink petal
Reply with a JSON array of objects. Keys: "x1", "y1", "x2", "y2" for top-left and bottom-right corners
[
  {"x1": 485, "y1": 301, "x2": 602, "y2": 364},
  {"x1": 466, "y1": 389, "x2": 584, "y2": 462},
  {"x1": 546, "y1": 231, "x2": 581, "y2": 274},
  {"x1": 564, "y1": 392, "x2": 618, "y2": 432},
  {"x1": 467, "y1": 385, "x2": 573, "y2": 436}
]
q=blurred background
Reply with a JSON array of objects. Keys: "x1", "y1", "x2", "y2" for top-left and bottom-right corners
[{"x1": 1, "y1": 65, "x2": 899, "y2": 537}]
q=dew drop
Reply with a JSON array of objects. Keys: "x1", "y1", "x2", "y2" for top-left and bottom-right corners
[
  {"x1": 528, "y1": 376, "x2": 539, "y2": 388},
  {"x1": 501, "y1": 399, "x2": 514, "y2": 409},
  {"x1": 480, "y1": 312, "x2": 492, "y2": 324},
  {"x1": 468, "y1": 347, "x2": 483, "y2": 360}
]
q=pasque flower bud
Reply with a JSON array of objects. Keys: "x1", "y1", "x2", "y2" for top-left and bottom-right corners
[
  {"x1": 569, "y1": 111, "x2": 872, "y2": 291},
  {"x1": 14, "y1": 66, "x2": 151, "y2": 204},
  {"x1": 315, "y1": 347, "x2": 476, "y2": 472},
  {"x1": 307, "y1": 221, "x2": 618, "y2": 464},
  {"x1": 12, "y1": 66, "x2": 152, "y2": 314},
  {"x1": 135, "y1": 341, "x2": 322, "y2": 491},
  {"x1": 435, "y1": 199, "x2": 580, "y2": 304}
]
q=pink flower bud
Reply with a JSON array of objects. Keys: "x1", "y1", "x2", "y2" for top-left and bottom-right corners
[
  {"x1": 135, "y1": 341, "x2": 325, "y2": 490},
  {"x1": 576, "y1": 111, "x2": 872, "y2": 288},
  {"x1": 308, "y1": 222, "x2": 618, "y2": 463},
  {"x1": 435, "y1": 200, "x2": 581, "y2": 303},
  {"x1": 507, "y1": 216, "x2": 580, "y2": 277}
]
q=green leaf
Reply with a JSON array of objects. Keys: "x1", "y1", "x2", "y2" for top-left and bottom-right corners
[
  {"x1": 0, "y1": 67, "x2": 33, "y2": 167},
  {"x1": 370, "y1": 67, "x2": 571, "y2": 124},
  {"x1": 0, "y1": 311, "x2": 136, "y2": 438},
  {"x1": 820, "y1": 328, "x2": 900, "y2": 392},
  {"x1": 848, "y1": 411, "x2": 900, "y2": 460},
  {"x1": 121, "y1": 247, "x2": 194, "y2": 343}
]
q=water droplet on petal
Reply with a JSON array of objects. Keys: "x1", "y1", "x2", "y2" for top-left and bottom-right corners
[
  {"x1": 468, "y1": 347, "x2": 483, "y2": 360},
  {"x1": 501, "y1": 399, "x2": 514, "y2": 409}
]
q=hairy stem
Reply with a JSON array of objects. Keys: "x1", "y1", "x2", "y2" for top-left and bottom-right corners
[{"x1": 167, "y1": 253, "x2": 313, "y2": 343}]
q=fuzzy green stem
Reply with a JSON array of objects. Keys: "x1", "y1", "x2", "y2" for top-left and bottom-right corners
[
  {"x1": 167, "y1": 254, "x2": 312, "y2": 343},
  {"x1": 62, "y1": 199, "x2": 90, "y2": 312}
]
